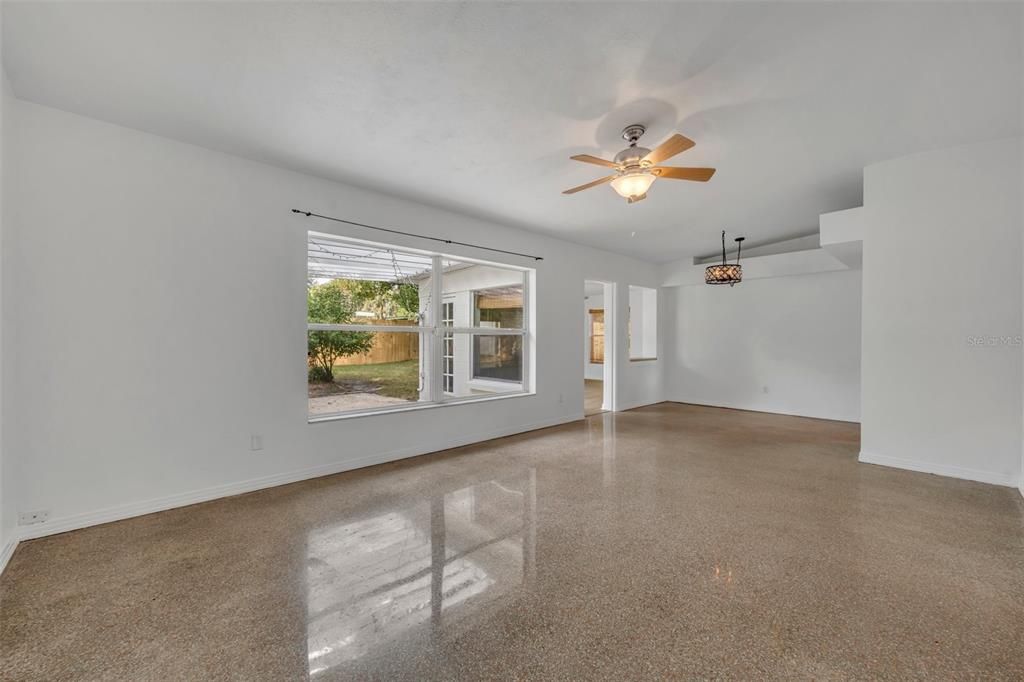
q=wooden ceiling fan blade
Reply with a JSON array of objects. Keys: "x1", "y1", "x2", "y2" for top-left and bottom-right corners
[
  {"x1": 562, "y1": 175, "x2": 616, "y2": 195},
  {"x1": 652, "y1": 166, "x2": 716, "y2": 182},
  {"x1": 570, "y1": 154, "x2": 619, "y2": 168},
  {"x1": 642, "y1": 134, "x2": 695, "y2": 165}
]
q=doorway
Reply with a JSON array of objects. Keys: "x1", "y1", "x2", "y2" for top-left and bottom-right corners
[{"x1": 584, "y1": 280, "x2": 613, "y2": 416}]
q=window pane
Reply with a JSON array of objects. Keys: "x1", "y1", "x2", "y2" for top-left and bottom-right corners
[
  {"x1": 476, "y1": 295, "x2": 523, "y2": 329},
  {"x1": 441, "y1": 300, "x2": 455, "y2": 394},
  {"x1": 590, "y1": 310, "x2": 604, "y2": 364},
  {"x1": 308, "y1": 234, "x2": 431, "y2": 326},
  {"x1": 440, "y1": 259, "x2": 524, "y2": 329},
  {"x1": 474, "y1": 335, "x2": 522, "y2": 381},
  {"x1": 308, "y1": 330, "x2": 426, "y2": 416},
  {"x1": 442, "y1": 332, "x2": 524, "y2": 398}
]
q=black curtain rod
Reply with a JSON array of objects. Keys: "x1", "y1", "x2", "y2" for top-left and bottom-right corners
[{"x1": 292, "y1": 209, "x2": 543, "y2": 261}]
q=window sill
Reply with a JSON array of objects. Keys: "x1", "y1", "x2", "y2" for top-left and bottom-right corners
[
  {"x1": 629, "y1": 357, "x2": 658, "y2": 362},
  {"x1": 466, "y1": 378, "x2": 523, "y2": 392},
  {"x1": 308, "y1": 390, "x2": 536, "y2": 424}
]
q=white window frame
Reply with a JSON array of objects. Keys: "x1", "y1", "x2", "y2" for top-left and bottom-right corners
[
  {"x1": 468, "y1": 288, "x2": 526, "y2": 387},
  {"x1": 441, "y1": 298, "x2": 455, "y2": 394},
  {"x1": 307, "y1": 234, "x2": 534, "y2": 422}
]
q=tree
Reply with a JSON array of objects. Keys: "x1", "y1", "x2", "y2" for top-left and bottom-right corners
[
  {"x1": 307, "y1": 280, "x2": 375, "y2": 382},
  {"x1": 340, "y1": 280, "x2": 420, "y2": 321}
]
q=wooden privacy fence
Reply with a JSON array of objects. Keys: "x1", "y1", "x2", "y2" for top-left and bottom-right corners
[{"x1": 333, "y1": 319, "x2": 420, "y2": 366}]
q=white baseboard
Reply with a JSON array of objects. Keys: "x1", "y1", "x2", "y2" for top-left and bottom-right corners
[
  {"x1": 667, "y1": 398, "x2": 860, "y2": 424},
  {"x1": 15, "y1": 413, "x2": 583, "y2": 543},
  {"x1": 615, "y1": 399, "x2": 666, "y2": 413},
  {"x1": 858, "y1": 451, "x2": 1017, "y2": 488},
  {"x1": 0, "y1": 538, "x2": 18, "y2": 576}
]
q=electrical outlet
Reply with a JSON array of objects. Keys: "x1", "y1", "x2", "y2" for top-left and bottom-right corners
[
  {"x1": 18, "y1": 510, "x2": 49, "y2": 526},
  {"x1": 250, "y1": 434, "x2": 263, "y2": 451},
  {"x1": 763, "y1": 386, "x2": 770, "y2": 394}
]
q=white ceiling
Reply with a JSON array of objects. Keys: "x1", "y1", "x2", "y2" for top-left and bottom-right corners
[{"x1": 3, "y1": 1, "x2": 1021, "y2": 262}]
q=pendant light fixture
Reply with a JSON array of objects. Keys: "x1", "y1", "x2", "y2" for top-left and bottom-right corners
[{"x1": 705, "y1": 231, "x2": 744, "y2": 286}]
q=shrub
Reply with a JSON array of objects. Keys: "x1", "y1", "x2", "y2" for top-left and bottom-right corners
[{"x1": 307, "y1": 280, "x2": 375, "y2": 382}]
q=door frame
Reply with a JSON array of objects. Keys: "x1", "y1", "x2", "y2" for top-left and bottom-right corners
[{"x1": 584, "y1": 279, "x2": 616, "y2": 413}]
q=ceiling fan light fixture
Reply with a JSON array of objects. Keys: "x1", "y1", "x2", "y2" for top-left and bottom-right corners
[
  {"x1": 610, "y1": 170, "x2": 656, "y2": 200},
  {"x1": 563, "y1": 125, "x2": 714, "y2": 201}
]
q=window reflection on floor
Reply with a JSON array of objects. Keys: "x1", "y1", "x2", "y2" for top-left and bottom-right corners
[{"x1": 305, "y1": 472, "x2": 536, "y2": 677}]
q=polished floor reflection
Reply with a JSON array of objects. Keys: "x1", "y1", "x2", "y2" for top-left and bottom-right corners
[
  {"x1": 2, "y1": 404, "x2": 1023, "y2": 679},
  {"x1": 305, "y1": 475, "x2": 534, "y2": 676}
]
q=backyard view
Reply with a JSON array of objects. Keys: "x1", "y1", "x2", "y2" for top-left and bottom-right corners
[{"x1": 307, "y1": 276, "x2": 424, "y2": 415}]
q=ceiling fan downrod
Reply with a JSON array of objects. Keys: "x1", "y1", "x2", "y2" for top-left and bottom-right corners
[{"x1": 622, "y1": 124, "x2": 646, "y2": 147}]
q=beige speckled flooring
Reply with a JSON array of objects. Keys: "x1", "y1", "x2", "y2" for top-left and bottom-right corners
[{"x1": 2, "y1": 403, "x2": 1023, "y2": 680}]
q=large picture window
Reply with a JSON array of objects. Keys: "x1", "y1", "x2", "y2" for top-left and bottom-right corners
[{"x1": 307, "y1": 233, "x2": 533, "y2": 420}]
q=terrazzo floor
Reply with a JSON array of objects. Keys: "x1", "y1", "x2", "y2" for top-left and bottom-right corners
[{"x1": 2, "y1": 403, "x2": 1023, "y2": 679}]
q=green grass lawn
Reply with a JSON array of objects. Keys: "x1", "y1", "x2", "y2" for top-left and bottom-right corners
[{"x1": 331, "y1": 359, "x2": 420, "y2": 400}]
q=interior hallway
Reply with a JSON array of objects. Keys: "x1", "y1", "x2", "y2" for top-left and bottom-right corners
[
  {"x1": 1, "y1": 404, "x2": 1022, "y2": 680},
  {"x1": 583, "y1": 378, "x2": 604, "y2": 416}
]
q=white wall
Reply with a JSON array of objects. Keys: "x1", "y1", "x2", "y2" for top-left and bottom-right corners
[
  {"x1": 663, "y1": 270, "x2": 862, "y2": 422},
  {"x1": 860, "y1": 138, "x2": 1023, "y2": 487},
  {"x1": 613, "y1": 281, "x2": 664, "y2": 412},
  {"x1": 628, "y1": 286, "x2": 658, "y2": 360},
  {"x1": 0, "y1": 47, "x2": 9, "y2": 561},
  {"x1": 5, "y1": 99, "x2": 665, "y2": 538}
]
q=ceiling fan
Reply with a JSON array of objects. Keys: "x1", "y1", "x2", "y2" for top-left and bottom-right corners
[{"x1": 563, "y1": 124, "x2": 715, "y2": 204}]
